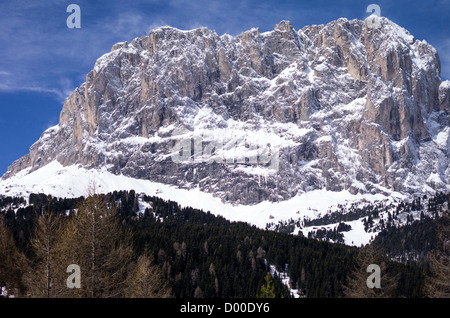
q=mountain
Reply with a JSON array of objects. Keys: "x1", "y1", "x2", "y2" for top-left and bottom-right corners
[{"x1": 1, "y1": 17, "x2": 449, "y2": 209}]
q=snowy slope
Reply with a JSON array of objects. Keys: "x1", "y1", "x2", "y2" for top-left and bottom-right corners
[{"x1": 0, "y1": 160, "x2": 405, "y2": 246}]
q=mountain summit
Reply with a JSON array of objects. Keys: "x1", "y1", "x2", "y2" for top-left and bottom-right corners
[{"x1": 2, "y1": 17, "x2": 449, "y2": 204}]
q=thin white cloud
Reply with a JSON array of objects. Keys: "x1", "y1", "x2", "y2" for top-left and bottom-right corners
[
  {"x1": 0, "y1": 1, "x2": 125, "y2": 101},
  {"x1": 0, "y1": 0, "x2": 306, "y2": 103},
  {"x1": 1, "y1": 0, "x2": 449, "y2": 102},
  {"x1": 0, "y1": 82, "x2": 70, "y2": 102}
]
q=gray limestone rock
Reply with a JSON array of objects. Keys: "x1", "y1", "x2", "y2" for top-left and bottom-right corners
[{"x1": 2, "y1": 17, "x2": 449, "y2": 204}]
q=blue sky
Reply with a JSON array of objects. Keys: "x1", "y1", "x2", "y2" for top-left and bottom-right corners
[{"x1": 0, "y1": 0, "x2": 449, "y2": 175}]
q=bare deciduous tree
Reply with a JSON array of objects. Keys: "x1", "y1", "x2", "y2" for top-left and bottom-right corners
[
  {"x1": 60, "y1": 194, "x2": 133, "y2": 298},
  {"x1": 343, "y1": 244, "x2": 398, "y2": 298},
  {"x1": 0, "y1": 216, "x2": 27, "y2": 297},
  {"x1": 124, "y1": 248, "x2": 172, "y2": 298},
  {"x1": 425, "y1": 212, "x2": 450, "y2": 298},
  {"x1": 27, "y1": 206, "x2": 66, "y2": 298}
]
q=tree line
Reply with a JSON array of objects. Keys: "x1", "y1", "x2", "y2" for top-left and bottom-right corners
[
  {"x1": 0, "y1": 190, "x2": 448, "y2": 298},
  {"x1": 0, "y1": 192, "x2": 170, "y2": 298}
]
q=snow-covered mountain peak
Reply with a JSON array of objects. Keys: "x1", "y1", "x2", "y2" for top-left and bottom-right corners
[{"x1": 1, "y1": 18, "x2": 449, "y2": 207}]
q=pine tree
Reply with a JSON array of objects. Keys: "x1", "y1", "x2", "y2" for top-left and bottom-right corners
[{"x1": 258, "y1": 272, "x2": 275, "y2": 298}]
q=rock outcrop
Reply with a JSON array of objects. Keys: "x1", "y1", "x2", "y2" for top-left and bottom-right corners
[{"x1": 2, "y1": 17, "x2": 449, "y2": 204}]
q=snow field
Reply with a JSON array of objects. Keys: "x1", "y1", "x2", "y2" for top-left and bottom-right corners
[{"x1": 0, "y1": 161, "x2": 405, "y2": 246}]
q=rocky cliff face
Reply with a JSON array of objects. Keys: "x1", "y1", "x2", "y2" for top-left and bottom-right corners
[{"x1": 3, "y1": 17, "x2": 449, "y2": 204}]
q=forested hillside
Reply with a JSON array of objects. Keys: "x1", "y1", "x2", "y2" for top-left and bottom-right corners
[
  {"x1": 0, "y1": 191, "x2": 447, "y2": 298},
  {"x1": 267, "y1": 192, "x2": 449, "y2": 251}
]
